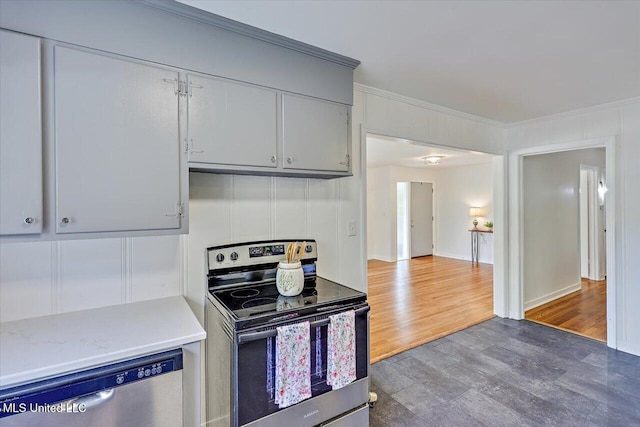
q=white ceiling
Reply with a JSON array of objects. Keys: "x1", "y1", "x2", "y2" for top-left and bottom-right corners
[
  {"x1": 366, "y1": 135, "x2": 493, "y2": 169},
  {"x1": 177, "y1": 0, "x2": 640, "y2": 123}
]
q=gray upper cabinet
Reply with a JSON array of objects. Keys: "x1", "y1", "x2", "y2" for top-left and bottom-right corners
[
  {"x1": 54, "y1": 46, "x2": 183, "y2": 234},
  {"x1": 187, "y1": 74, "x2": 278, "y2": 168},
  {"x1": 282, "y1": 95, "x2": 350, "y2": 173},
  {"x1": 187, "y1": 83, "x2": 352, "y2": 178},
  {"x1": 0, "y1": 30, "x2": 43, "y2": 235}
]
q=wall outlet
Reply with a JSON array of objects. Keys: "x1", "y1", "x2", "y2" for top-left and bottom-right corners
[{"x1": 348, "y1": 221, "x2": 357, "y2": 237}]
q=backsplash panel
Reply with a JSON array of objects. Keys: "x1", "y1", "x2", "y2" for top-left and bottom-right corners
[
  {"x1": 0, "y1": 235, "x2": 183, "y2": 323},
  {"x1": 58, "y1": 238, "x2": 124, "y2": 313},
  {"x1": 0, "y1": 241, "x2": 53, "y2": 321}
]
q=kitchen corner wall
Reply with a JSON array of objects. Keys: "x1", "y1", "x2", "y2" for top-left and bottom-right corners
[
  {"x1": 507, "y1": 98, "x2": 640, "y2": 355},
  {"x1": 0, "y1": 84, "x2": 505, "y2": 325},
  {"x1": 366, "y1": 163, "x2": 494, "y2": 264}
]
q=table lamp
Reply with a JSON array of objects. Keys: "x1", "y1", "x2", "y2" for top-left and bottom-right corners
[{"x1": 469, "y1": 207, "x2": 483, "y2": 230}]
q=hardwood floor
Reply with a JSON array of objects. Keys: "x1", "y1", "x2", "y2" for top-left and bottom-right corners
[
  {"x1": 525, "y1": 278, "x2": 607, "y2": 342},
  {"x1": 368, "y1": 256, "x2": 494, "y2": 363}
]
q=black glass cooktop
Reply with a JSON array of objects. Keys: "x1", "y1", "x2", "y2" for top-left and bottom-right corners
[{"x1": 209, "y1": 276, "x2": 366, "y2": 321}]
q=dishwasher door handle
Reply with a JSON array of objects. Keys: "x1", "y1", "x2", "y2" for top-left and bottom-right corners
[{"x1": 67, "y1": 388, "x2": 115, "y2": 410}]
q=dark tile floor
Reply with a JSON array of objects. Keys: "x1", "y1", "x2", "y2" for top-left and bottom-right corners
[{"x1": 369, "y1": 318, "x2": 640, "y2": 427}]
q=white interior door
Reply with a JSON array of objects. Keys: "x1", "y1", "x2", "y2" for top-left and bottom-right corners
[{"x1": 410, "y1": 182, "x2": 433, "y2": 257}]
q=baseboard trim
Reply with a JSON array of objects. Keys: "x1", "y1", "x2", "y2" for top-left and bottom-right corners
[
  {"x1": 367, "y1": 255, "x2": 396, "y2": 263},
  {"x1": 524, "y1": 282, "x2": 582, "y2": 311},
  {"x1": 617, "y1": 342, "x2": 640, "y2": 357},
  {"x1": 434, "y1": 251, "x2": 494, "y2": 265}
]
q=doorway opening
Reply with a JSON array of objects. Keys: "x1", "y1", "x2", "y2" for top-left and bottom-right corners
[
  {"x1": 365, "y1": 132, "x2": 498, "y2": 362},
  {"x1": 522, "y1": 148, "x2": 608, "y2": 342}
]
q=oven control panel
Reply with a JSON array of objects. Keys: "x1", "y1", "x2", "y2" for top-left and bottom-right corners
[
  {"x1": 249, "y1": 244, "x2": 285, "y2": 258},
  {"x1": 208, "y1": 240, "x2": 317, "y2": 272}
]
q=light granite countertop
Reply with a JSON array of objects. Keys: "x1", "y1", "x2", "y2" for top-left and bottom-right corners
[{"x1": 0, "y1": 296, "x2": 205, "y2": 388}]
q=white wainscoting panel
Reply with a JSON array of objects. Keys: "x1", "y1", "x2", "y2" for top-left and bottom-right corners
[
  {"x1": 58, "y1": 238, "x2": 126, "y2": 313},
  {"x1": 186, "y1": 173, "x2": 349, "y2": 324},
  {"x1": 274, "y1": 177, "x2": 307, "y2": 238},
  {"x1": 231, "y1": 175, "x2": 272, "y2": 242},
  {"x1": 551, "y1": 114, "x2": 585, "y2": 143},
  {"x1": 584, "y1": 108, "x2": 622, "y2": 139},
  {"x1": 130, "y1": 235, "x2": 182, "y2": 302},
  {"x1": 0, "y1": 241, "x2": 53, "y2": 322},
  {"x1": 307, "y1": 179, "x2": 339, "y2": 282},
  {"x1": 0, "y1": 235, "x2": 183, "y2": 322}
]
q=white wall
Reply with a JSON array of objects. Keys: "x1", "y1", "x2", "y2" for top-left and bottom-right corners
[
  {"x1": 186, "y1": 173, "x2": 362, "y2": 323},
  {"x1": 366, "y1": 162, "x2": 494, "y2": 263},
  {"x1": 522, "y1": 148, "x2": 605, "y2": 310},
  {"x1": 435, "y1": 163, "x2": 494, "y2": 263},
  {"x1": 366, "y1": 167, "x2": 391, "y2": 261},
  {"x1": 0, "y1": 235, "x2": 183, "y2": 322},
  {"x1": 507, "y1": 98, "x2": 640, "y2": 355}
]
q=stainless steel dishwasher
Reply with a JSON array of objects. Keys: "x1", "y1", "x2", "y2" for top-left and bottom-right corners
[{"x1": 0, "y1": 348, "x2": 183, "y2": 427}]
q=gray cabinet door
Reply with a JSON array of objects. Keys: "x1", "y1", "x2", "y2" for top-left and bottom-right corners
[
  {"x1": 0, "y1": 30, "x2": 43, "y2": 235},
  {"x1": 54, "y1": 46, "x2": 182, "y2": 234},
  {"x1": 187, "y1": 75, "x2": 277, "y2": 168},
  {"x1": 282, "y1": 94, "x2": 350, "y2": 173}
]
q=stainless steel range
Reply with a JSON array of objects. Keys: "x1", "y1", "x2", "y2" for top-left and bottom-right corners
[{"x1": 205, "y1": 240, "x2": 370, "y2": 427}]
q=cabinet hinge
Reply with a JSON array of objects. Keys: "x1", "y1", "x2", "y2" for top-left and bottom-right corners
[
  {"x1": 182, "y1": 80, "x2": 203, "y2": 97},
  {"x1": 164, "y1": 203, "x2": 184, "y2": 218},
  {"x1": 339, "y1": 154, "x2": 351, "y2": 168},
  {"x1": 168, "y1": 80, "x2": 188, "y2": 97},
  {"x1": 185, "y1": 138, "x2": 203, "y2": 155},
  {"x1": 163, "y1": 78, "x2": 181, "y2": 96}
]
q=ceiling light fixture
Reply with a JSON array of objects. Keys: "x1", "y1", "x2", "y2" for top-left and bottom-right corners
[{"x1": 423, "y1": 156, "x2": 444, "y2": 165}]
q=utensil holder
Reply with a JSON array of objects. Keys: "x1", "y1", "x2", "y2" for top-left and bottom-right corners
[{"x1": 276, "y1": 261, "x2": 304, "y2": 296}]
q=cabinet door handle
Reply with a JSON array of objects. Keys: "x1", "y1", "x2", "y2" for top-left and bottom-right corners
[
  {"x1": 24, "y1": 217, "x2": 35, "y2": 224},
  {"x1": 270, "y1": 155, "x2": 277, "y2": 163},
  {"x1": 60, "y1": 217, "x2": 70, "y2": 224},
  {"x1": 286, "y1": 157, "x2": 293, "y2": 164}
]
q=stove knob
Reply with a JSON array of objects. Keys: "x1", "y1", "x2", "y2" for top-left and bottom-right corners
[
  {"x1": 230, "y1": 252, "x2": 238, "y2": 261},
  {"x1": 305, "y1": 245, "x2": 313, "y2": 253},
  {"x1": 215, "y1": 253, "x2": 225, "y2": 263}
]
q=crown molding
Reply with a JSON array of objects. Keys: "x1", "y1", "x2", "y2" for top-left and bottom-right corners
[
  {"x1": 132, "y1": 0, "x2": 360, "y2": 69},
  {"x1": 354, "y1": 83, "x2": 504, "y2": 128},
  {"x1": 506, "y1": 96, "x2": 640, "y2": 128}
]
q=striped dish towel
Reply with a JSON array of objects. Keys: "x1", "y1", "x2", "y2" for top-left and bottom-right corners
[
  {"x1": 275, "y1": 321, "x2": 311, "y2": 408},
  {"x1": 327, "y1": 310, "x2": 357, "y2": 390}
]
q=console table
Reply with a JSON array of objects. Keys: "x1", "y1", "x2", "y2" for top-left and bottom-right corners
[{"x1": 469, "y1": 229, "x2": 493, "y2": 263}]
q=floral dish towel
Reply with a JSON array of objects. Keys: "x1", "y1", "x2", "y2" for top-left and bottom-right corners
[
  {"x1": 275, "y1": 321, "x2": 311, "y2": 408},
  {"x1": 327, "y1": 310, "x2": 356, "y2": 390}
]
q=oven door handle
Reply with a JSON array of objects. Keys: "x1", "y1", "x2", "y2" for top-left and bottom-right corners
[{"x1": 237, "y1": 305, "x2": 370, "y2": 344}]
